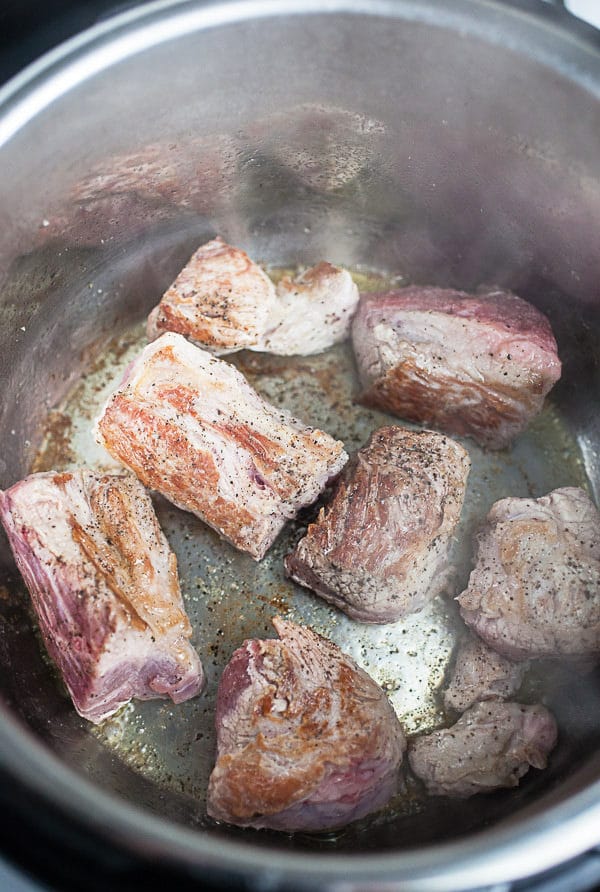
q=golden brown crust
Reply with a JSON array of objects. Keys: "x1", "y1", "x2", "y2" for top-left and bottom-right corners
[{"x1": 98, "y1": 395, "x2": 258, "y2": 548}]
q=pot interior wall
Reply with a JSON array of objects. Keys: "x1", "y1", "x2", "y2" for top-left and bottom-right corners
[{"x1": 0, "y1": 1, "x2": 599, "y2": 856}]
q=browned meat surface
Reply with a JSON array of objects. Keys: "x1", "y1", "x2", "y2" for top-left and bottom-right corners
[
  {"x1": 95, "y1": 333, "x2": 347, "y2": 560},
  {"x1": 207, "y1": 617, "x2": 405, "y2": 831},
  {"x1": 0, "y1": 470, "x2": 203, "y2": 723},
  {"x1": 408, "y1": 701, "x2": 557, "y2": 798},
  {"x1": 351, "y1": 286, "x2": 561, "y2": 449},
  {"x1": 147, "y1": 237, "x2": 358, "y2": 356},
  {"x1": 458, "y1": 487, "x2": 600, "y2": 660},
  {"x1": 443, "y1": 635, "x2": 526, "y2": 713},
  {"x1": 147, "y1": 237, "x2": 278, "y2": 354},
  {"x1": 285, "y1": 427, "x2": 470, "y2": 623}
]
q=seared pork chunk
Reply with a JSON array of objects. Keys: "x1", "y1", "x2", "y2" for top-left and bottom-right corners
[
  {"x1": 146, "y1": 237, "x2": 278, "y2": 354},
  {"x1": 351, "y1": 287, "x2": 561, "y2": 449},
  {"x1": 147, "y1": 237, "x2": 359, "y2": 356},
  {"x1": 95, "y1": 333, "x2": 347, "y2": 560},
  {"x1": 0, "y1": 470, "x2": 203, "y2": 723},
  {"x1": 408, "y1": 701, "x2": 557, "y2": 798},
  {"x1": 207, "y1": 617, "x2": 405, "y2": 831},
  {"x1": 444, "y1": 635, "x2": 526, "y2": 713},
  {"x1": 458, "y1": 487, "x2": 600, "y2": 661},
  {"x1": 285, "y1": 427, "x2": 470, "y2": 623}
]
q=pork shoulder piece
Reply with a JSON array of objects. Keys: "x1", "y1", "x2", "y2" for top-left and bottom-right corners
[
  {"x1": 147, "y1": 237, "x2": 359, "y2": 356},
  {"x1": 207, "y1": 617, "x2": 405, "y2": 831},
  {"x1": 457, "y1": 487, "x2": 600, "y2": 661},
  {"x1": 0, "y1": 470, "x2": 203, "y2": 723},
  {"x1": 351, "y1": 286, "x2": 562, "y2": 449},
  {"x1": 285, "y1": 426, "x2": 470, "y2": 623},
  {"x1": 95, "y1": 333, "x2": 347, "y2": 560},
  {"x1": 408, "y1": 701, "x2": 557, "y2": 798},
  {"x1": 443, "y1": 635, "x2": 526, "y2": 713},
  {"x1": 146, "y1": 237, "x2": 279, "y2": 354}
]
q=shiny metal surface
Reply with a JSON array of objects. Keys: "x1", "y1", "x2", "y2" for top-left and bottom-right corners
[{"x1": 0, "y1": 0, "x2": 599, "y2": 889}]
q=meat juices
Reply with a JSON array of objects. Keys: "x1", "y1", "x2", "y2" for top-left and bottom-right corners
[
  {"x1": 0, "y1": 470, "x2": 203, "y2": 723},
  {"x1": 408, "y1": 701, "x2": 557, "y2": 798},
  {"x1": 458, "y1": 487, "x2": 600, "y2": 661},
  {"x1": 443, "y1": 635, "x2": 526, "y2": 713},
  {"x1": 147, "y1": 237, "x2": 359, "y2": 356},
  {"x1": 285, "y1": 427, "x2": 470, "y2": 623},
  {"x1": 95, "y1": 333, "x2": 347, "y2": 560},
  {"x1": 207, "y1": 617, "x2": 406, "y2": 831},
  {"x1": 351, "y1": 287, "x2": 562, "y2": 449}
]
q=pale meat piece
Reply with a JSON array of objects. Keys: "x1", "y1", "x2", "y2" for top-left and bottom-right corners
[
  {"x1": 95, "y1": 333, "x2": 347, "y2": 560},
  {"x1": 0, "y1": 470, "x2": 203, "y2": 723},
  {"x1": 408, "y1": 701, "x2": 557, "y2": 798},
  {"x1": 261, "y1": 261, "x2": 359, "y2": 356},
  {"x1": 285, "y1": 427, "x2": 470, "y2": 622},
  {"x1": 458, "y1": 487, "x2": 600, "y2": 661},
  {"x1": 207, "y1": 617, "x2": 405, "y2": 831},
  {"x1": 147, "y1": 237, "x2": 359, "y2": 356},
  {"x1": 443, "y1": 635, "x2": 526, "y2": 713},
  {"x1": 351, "y1": 286, "x2": 562, "y2": 449}
]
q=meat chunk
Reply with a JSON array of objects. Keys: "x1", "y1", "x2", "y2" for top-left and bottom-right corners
[
  {"x1": 207, "y1": 617, "x2": 405, "y2": 831},
  {"x1": 458, "y1": 487, "x2": 600, "y2": 661},
  {"x1": 95, "y1": 333, "x2": 347, "y2": 560},
  {"x1": 0, "y1": 470, "x2": 203, "y2": 723},
  {"x1": 147, "y1": 237, "x2": 359, "y2": 356},
  {"x1": 408, "y1": 701, "x2": 557, "y2": 798},
  {"x1": 351, "y1": 286, "x2": 561, "y2": 449},
  {"x1": 443, "y1": 635, "x2": 526, "y2": 713},
  {"x1": 285, "y1": 427, "x2": 470, "y2": 622},
  {"x1": 146, "y1": 237, "x2": 278, "y2": 354}
]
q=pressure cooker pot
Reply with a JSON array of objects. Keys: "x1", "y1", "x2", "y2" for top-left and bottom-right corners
[{"x1": 0, "y1": 1, "x2": 599, "y2": 889}]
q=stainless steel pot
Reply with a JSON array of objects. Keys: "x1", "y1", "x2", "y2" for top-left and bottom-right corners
[{"x1": 0, "y1": 1, "x2": 599, "y2": 889}]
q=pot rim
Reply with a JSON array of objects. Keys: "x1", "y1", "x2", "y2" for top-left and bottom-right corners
[
  {"x1": 1, "y1": 1, "x2": 599, "y2": 888},
  {"x1": 3, "y1": 702, "x2": 600, "y2": 890},
  {"x1": 1, "y1": 0, "x2": 599, "y2": 149}
]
